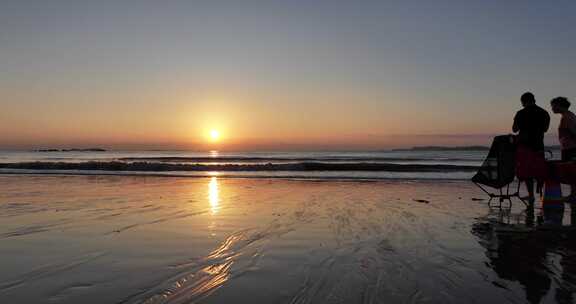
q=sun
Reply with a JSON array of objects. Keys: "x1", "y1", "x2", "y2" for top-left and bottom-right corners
[{"x1": 209, "y1": 129, "x2": 220, "y2": 142}]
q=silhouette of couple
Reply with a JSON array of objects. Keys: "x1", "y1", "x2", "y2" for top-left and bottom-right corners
[{"x1": 513, "y1": 92, "x2": 576, "y2": 202}]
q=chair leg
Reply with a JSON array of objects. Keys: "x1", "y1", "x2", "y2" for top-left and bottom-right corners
[
  {"x1": 516, "y1": 179, "x2": 528, "y2": 206},
  {"x1": 473, "y1": 181, "x2": 523, "y2": 209}
]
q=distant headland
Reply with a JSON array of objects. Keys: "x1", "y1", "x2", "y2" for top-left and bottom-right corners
[
  {"x1": 392, "y1": 144, "x2": 561, "y2": 152},
  {"x1": 392, "y1": 146, "x2": 489, "y2": 152}
]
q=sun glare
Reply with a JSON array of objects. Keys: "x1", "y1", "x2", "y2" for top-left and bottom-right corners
[{"x1": 209, "y1": 129, "x2": 220, "y2": 142}]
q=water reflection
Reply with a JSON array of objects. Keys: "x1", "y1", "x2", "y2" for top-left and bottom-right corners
[
  {"x1": 472, "y1": 206, "x2": 576, "y2": 303},
  {"x1": 208, "y1": 176, "x2": 220, "y2": 214}
]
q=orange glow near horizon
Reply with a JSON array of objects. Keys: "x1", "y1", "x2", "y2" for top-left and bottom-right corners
[{"x1": 0, "y1": 88, "x2": 521, "y2": 150}]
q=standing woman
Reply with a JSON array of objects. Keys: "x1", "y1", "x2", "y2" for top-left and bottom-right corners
[{"x1": 550, "y1": 97, "x2": 576, "y2": 201}]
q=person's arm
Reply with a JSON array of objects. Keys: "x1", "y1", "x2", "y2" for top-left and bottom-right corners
[
  {"x1": 568, "y1": 114, "x2": 576, "y2": 136},
  {"x1": 513, "y1": 112, "x2": 520, "y2": 133},
  {"x1": 543, "y1": 112, "x2": 551, "y2": 133}
]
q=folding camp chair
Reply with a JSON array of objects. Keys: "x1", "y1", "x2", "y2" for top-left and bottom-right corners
[{"x1": 472, "y1": 135, "x2": 526, "y2": 208}]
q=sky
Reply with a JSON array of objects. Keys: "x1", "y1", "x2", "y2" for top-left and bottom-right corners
[{"x1": 1, "y1": 0, "x2": 575, "y2": 150}]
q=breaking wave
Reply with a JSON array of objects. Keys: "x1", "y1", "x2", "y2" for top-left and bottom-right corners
[{"x1": 0, "y1": 161, "x2": 478, "y2": 173}]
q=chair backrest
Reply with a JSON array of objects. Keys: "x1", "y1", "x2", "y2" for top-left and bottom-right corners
[{"x1": 472, "y1": 135, "x2": 516, "y2": 189}]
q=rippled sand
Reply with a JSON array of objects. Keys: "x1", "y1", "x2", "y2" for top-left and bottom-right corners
[{"x1": 1, "y1": 175, "x2": 575, "y2": 303}]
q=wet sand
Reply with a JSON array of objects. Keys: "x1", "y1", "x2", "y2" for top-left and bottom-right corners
[{"x1": 0, "y1": 175, "x2": 575, "y2": 303}]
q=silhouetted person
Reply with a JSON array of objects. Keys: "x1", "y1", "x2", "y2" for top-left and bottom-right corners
[
  {"x1": 513, "y1": 92, "x2": 550, "y2": 202},
  {"x1": 550, "y1": 96, "x2": 576, "y2": 201}
]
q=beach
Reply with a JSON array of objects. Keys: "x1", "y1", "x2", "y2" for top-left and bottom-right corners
[
  {"x1": 1, "y1": 175, "x2": 575, "y2": 303},
  {"x1": 4, "y1": 0, "x2": 575, "y2": 302}
]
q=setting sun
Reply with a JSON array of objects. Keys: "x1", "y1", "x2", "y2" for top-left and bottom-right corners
[
  {"x1": 209, "y1": 129, "x2": 221, "y2": 142},
  {"x1": 4, "y1": 2, "x2": 576, "y2": 303}
]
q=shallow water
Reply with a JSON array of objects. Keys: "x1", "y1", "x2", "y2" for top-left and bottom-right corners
[{"x1": 0, "y1": 175, "x2": 575, "y2": 303}]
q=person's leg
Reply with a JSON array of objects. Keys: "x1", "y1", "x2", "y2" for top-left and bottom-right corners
[
  {"x1": 536, "y1": 180, "x2": 544, "y2": 195},
  {"x1": 525, "y1": 178, "x2": 535, "y2": 201},
  {"x1": 561, "y1": 149, "x2": 576, "y2": 202},
  {"x1": 570, "y1": 177, "x2": 576, "y2": 201},
  {"x1": 525, "y1": 199, "x2": 535, "y2": 226},
  {"x1": 570, "y1": 150, "x2": 576, "y2": 198}
]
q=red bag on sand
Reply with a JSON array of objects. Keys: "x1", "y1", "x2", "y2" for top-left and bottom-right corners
[
  {"x1": 541, "y1": 180, "x2": 563, "y2": 206},
  {"x1": 515, "y1": 145, "x2": 548, "y2": 181}
]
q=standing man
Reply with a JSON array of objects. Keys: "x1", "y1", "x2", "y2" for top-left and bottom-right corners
[
  {"x1": 550, "y1": 96, "x2": 576, "y2": 201},
  {"x1": 513, "y1": 92, "x2": 550, "y2": 202}
]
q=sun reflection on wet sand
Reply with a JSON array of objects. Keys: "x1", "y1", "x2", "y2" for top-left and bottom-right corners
[
  {"x1": 140, "y1": 233, "x2": 238, "y2": 304},
  {"x1": 208, "y1": 176, "x2": 220, "y2": 214}
]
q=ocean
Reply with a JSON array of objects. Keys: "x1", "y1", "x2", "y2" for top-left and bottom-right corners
[{"x1": 0, "y1": 149, "x2": 496, "y2": 180}]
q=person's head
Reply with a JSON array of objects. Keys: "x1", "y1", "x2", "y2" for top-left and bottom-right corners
[
  {"x1": 521, "y1": 92, "x2": 536, "y2": 107},
  {"x1": 550, "y1": 96, "x2": 571, "y2": 114}
]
